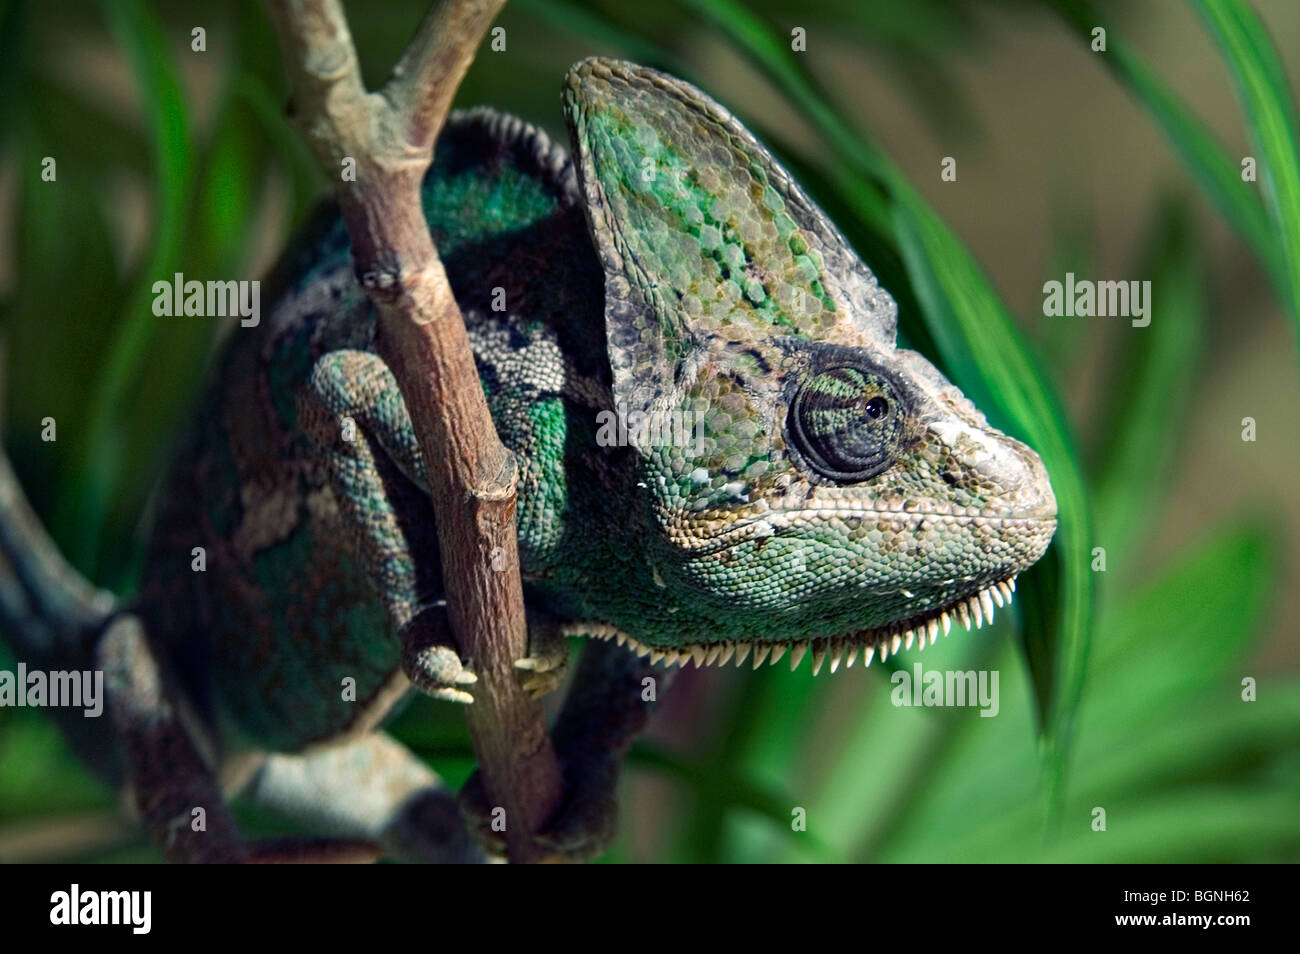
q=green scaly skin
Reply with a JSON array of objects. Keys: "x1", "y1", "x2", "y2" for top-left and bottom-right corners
[{"x1": 0, "y1": 60, "x2": 1055, "y2": 862}]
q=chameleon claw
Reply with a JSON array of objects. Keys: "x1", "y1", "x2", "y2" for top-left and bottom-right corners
[
  {"x1": 513, "y1": 618, "x2": 570, "y2": 696},
  {"x1": 399, "y1": 607, "x2": 479, "y2": 703},
  {"x1": 514, "y1": 652, "x2": 565, "y2": 675},
  {"x1": 520, "y1": 672, "x2": 564, "y2": 698},
  {"x1": 402, "y1": 639, "x2": 479, "y2": 704},
  {"x1": 427, "y1": 686, "x2": 476, "y2": 705},
  {"x1": 515, "y1": 653, "x2": 566, "y2": 697}
]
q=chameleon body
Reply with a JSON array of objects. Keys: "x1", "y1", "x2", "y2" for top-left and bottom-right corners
[{"x1": 0, "y1": 60, "x2": 1055, "y2": 861}]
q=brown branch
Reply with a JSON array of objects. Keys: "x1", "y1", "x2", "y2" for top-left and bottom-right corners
[{"x1": 263, "y1": 0, "x2": 564, "y2": 863}]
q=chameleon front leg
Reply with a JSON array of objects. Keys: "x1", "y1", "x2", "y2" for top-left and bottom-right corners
[
  {"x1": 303, "y1": 349, "x2": 567, "y2": 701},
  {"x1": 99, "y1": 614, "x2": 379, "y2": 863}
]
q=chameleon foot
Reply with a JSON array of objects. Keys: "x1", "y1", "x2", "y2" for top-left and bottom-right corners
[
  {"x1": 400, "y1": 605, "x2": 478, "y2": 704},
  {"x1": 513, "y1": 613, "x2": 570, "y2": 699},
  {"x1": 457, "y1": 755, "x2": 618, "y2": 863},
  {"x1": 533, "y1": 761, "x2": 619, "y2": 862}
]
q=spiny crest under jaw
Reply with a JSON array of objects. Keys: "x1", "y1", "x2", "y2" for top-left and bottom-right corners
[{"x1": 571, "y1": 576, "x2": 1018, "y2": 674}]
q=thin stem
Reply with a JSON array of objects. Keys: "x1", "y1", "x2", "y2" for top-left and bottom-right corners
[{"x1": 263, "y1": 0, "x2": 564, "y2": 863}]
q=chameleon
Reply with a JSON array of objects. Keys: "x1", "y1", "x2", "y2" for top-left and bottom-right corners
[{"x1": 0, "y1": 58, "x2": 1056, "y2": 862}]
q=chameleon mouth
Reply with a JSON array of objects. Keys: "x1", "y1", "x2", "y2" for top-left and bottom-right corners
[{"x1": 576, "y1": 576, "x2": 1017, "y2": 675}]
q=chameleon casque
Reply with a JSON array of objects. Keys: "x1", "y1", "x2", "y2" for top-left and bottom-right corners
[{"x1": 0, "y1": 59, "x2": 1056, "y2": 862}]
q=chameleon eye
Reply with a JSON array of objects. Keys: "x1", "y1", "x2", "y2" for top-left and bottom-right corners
[{"x1": 789, "y1": 367, "x2": 905, "y2": 482}]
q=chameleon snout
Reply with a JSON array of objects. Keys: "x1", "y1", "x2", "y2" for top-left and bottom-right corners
[{"x1": 925, "y1": 418, "x2": 1057, "y2": 523}]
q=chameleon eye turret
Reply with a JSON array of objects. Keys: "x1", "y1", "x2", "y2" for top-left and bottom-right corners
[{"x1": 788, "y1": 366, "x2": 906, "y2": 482}]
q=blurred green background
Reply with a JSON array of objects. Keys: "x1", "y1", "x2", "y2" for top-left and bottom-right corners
[{"x1": 0, "y1": 0, "x2": 1297, "y2": 862}]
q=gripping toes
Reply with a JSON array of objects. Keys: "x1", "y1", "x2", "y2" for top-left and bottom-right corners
[
  {"x1": 458, "y1": 759, "x2": 618, "y2": 863},
  {"x1": 513, "y1": 615, "x2": 570, "y2": 698},
  {"x1": 534, "y1": 766, "x2": 619, "y2": 862},
  {"x1": 406, "y1": 643, "x2": 477, "y2": 704},
  {"x1": 400, "y1": 605, "x2": 477, "y2": 704}
]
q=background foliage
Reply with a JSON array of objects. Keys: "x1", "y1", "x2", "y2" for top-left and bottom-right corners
[{"x1": 0, "y1": 0, "x2": 1296, "y2": 862}]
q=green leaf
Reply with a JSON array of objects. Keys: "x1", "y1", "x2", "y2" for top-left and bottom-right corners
[
  {"x1": 2, "y1": 127, "x2": 124, "y2": 528},
  {"x1": 789, "y1": 635, "x2": 996, "y2": 862},
  {"x1": 1043, "y1": 788, "x2": 1300, "y2": 863},
  {"x1": 870, "y1": 523, "x2": 1286, "y2": 862},
  {"x1": 1089, "y1": 200, "x2": 1206, "y2": 564},
  {"x1": 231, "y1": 73, "x2": 327, "y2": 223},
  {"x1": 1050, "y1": 1, "x2": 1278, "y2": 284},
  {"x1": 1079, "y1": 690, "x2": 1300, "y2": 807},
  {"x1": 1051, "y1": 0, "x2": 1298, "y2": 352},
  {"x1": 57, "y1": 0, "x2": 193, "y2": 581},
  {"x1": 629, "y1": 742, "x2": 837, "y2": 861},
  {"x1": 517, "y1": 0, "x2": 687, "y2": 71},
  {"x1": 1191, "y1": 0, "x2": 1300, "y2": 347},
  {"x1": 1079, "y1": 523, "x2": 1275, "y2": 735}
]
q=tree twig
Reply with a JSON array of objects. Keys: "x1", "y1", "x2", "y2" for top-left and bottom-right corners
[{"x1": 263, "y1": 0, "x2": 565, "y2": 863}]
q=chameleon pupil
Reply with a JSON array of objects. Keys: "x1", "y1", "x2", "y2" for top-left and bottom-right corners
[{"x1": 864, "y1": 396, "x2": 888, "y2": 419}]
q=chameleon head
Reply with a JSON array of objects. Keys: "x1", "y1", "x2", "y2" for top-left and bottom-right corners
[{"x1": 564, "y1": 59, "x2": 1056, "y2": 668}]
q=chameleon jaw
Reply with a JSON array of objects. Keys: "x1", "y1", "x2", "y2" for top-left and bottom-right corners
[{"x1": 570, "y1": 576, "x2": 1017, "y2": 676}]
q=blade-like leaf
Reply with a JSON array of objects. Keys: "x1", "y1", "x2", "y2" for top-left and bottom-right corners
[
  {"x1": 1192, "y1": 0, "x2": 1300, "y2": 347},
  {"x1": 1050, "y1": 1, "x2": 1279, "y2": 287},
  {"x1": 1089, "y1": 200, "x2": 1205, "y2": 564},
  {"x1": 871, "y1": 522, "x2": 1283, "y2": 862},
  {"x1": 56, "y1": 0, "x2": 193, "y2": 581},
  {"x1": 629, "y1": 742, "x2": 837, "y2": 861},
  {"x1": 1051, "y1": 0, "x2": 1298, "y2": 348}
]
